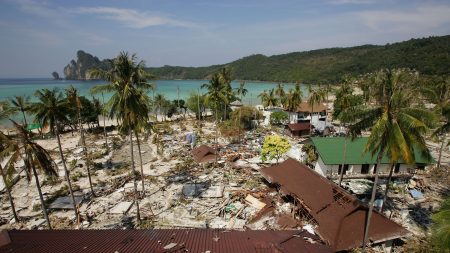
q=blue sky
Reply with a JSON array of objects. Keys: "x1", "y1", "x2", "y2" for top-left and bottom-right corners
[{"x1": 0, "y1": 0, "x2": 449, "y2": 78}]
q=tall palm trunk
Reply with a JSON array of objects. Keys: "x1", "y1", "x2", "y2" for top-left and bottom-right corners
[
  {"x1": 101, "y1": 93, "x2": 108, "y2": 148},
  {"x1": 338, "y1": 136, "x2": 348, "y2": 185},
  {"x1": 30, "y1": 154, "x2": 51, "y2": 229},
  {"x1": 0, "y1": 164, "x2": 19, "y2": 222},
  {"x1": 129, "y1": 129, "x2": 141, "y2": 222},
  {"x1": 362, "y1": 151, "x2": 383, "y2": 252},
  {"x1": 380, "y1": 163, "x2": 395, "y2": 212},
  {"x1": 135, "y1": 131, "x2": 145, "y2": 194},
  {"x1": 215, "y1": 106, "x2": 219, "y2": 164},
  {"x1": 78, "y1": 105, "x2": 95, "y2": 197},
  {"x1": 21, "y1": 110, "x2": 28, "y2": 127},
  {"x1": 54, "y1": 125, "x2": 78, "y2": 220}
]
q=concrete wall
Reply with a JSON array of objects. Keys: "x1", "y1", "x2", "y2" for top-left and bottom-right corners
[
  {"x1": 288, "y1": 112, "x2": 325, "y2": 124},
  {"x1": 314, "y1": 157, "x2": 417, "y2": 177}
]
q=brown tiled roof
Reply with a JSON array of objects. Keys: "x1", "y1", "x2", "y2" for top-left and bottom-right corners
[
  {"x1": 293, "y1": 102, "x2": 326, "y2": 113},
  {"x1": 287, "y1": 123, "x2": 310, "y2": 131},
  {"x1": 261, "y1": 159, "x2": 409, "y2": 252},
  {"x1": 0, "y1": 229, "x2": 332, "y2": 253},
  {"x1": 192, "y1": 145, "x2": 218, "y2": 163}
]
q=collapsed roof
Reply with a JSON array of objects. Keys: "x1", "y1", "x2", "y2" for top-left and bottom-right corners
[
  {"x1": 0, "y1": 229, "x2": 332, "y2": 253},
  {"x1": 287, "y1": 123, "x2": 311, "y2": 132},
  {"x1": 191, "y1": 144, "x2": 218, "y2": 163},
  {"x1": 261, "y1": 158, "x2": 409, "y2": 251}
]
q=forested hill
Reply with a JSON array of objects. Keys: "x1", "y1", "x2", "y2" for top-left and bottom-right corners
[
  {"x1": 146, "y1": 35, "x2": 450, "y2": 83},
  {"x1": 65, "y1": 35, "x2": 449, "y2": 83}
]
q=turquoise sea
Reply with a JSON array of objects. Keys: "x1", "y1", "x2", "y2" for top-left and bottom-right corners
[{"x1": 0, "y1": 78, "x2": 309, "y2": 126}]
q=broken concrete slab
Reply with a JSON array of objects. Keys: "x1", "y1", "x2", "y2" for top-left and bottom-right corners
[
  {"x1": 109, "y1": 201, "x2": 134, "y2": 215},
  {"x1": 200, "y1": 185, "x2": 224, "y2": 198},
  {"x1": 182, "y1": 183, "x2": 208, "y2": 198},
  {"x1": 49, "y1": 196, "x2": 84, "y2": 210}
]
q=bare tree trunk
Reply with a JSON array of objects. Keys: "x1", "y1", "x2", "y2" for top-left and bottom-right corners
[
  {"x1": 309, "y1": 105, "x2": 314, "y2": 135},
  {"x1": 362, "y1": 151, "x2": 383, "y2": 252},
  {"x1": 129, "y1": 129, "x2": 141, "y2": 222},
  {"x1": 0, "y1": 164, "x2": 19, "y2": 222},
  {"x1": 338, "y1": 136, "x2": 348, "y2": 186},
  {"x1": 30, "y1": 155, "x2": 51, "y2": 229},
  {"x1": 135, "y1": 131, "x2": 145, "y2": 195},
  {"x1": 381, "y1": 163, "x2": 395, "y2": 212},
  {"x1": 437, "y1": 136, "x2": 446, "y2": 170},
  {"x1": 54, "y1": 125, "x2": 78, "y2": 220}
]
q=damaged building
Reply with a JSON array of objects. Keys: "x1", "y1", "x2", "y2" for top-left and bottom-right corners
[
  {"x1": 261, "y1": 158, "x2": 409, "y2": 252},
  {"x1": 310, "y1": 137, "x2": 434, "y2": 179}
]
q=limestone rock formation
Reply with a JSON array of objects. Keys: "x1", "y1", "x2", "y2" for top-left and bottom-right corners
[{"x1": 64, "y1": 50, "x2": 109, "y2": 80}]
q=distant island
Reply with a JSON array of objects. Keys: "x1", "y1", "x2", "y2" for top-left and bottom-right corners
[{"x1": 63, "y1": 35, "x2": 450, "y2": 83}]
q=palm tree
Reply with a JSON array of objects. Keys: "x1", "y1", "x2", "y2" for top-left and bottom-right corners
[
  {"x1": 218, "y1": 67, "x2": 234, "y2": 120},
  {"x1": 154, "y1": 94, "x2": 166, "y2": 122},
  {"x1": 307, "y1": 87, "x2": 325, "y2": 135},
  {"x1": 346, "y1": 68, "x2": 435, "y2": 251},
  {"x1": 65, "y1": 86, "x2": 96, "y2": 197},
  {"x1": 6, "y1": 121, "x2": 58, "y2": 228},
  {"x1": 430, "y1": 197, "x2": 450, "y2": 251},
  {"x1": 334, "y1": 78, "x2": 358, "y2": 185},
  {"x1": 9, "y1": 96, "x2": 31, "y2": 126},
  {"x1": 275, "y1": 83, "x2": 286, "y2": 107},
  {"x1": 258, "y1": 88, "x2": 278, "y2": 108},
  {"x1": 235, "y1": 81, "x2": 248, "y2": 142},
  {"x1": 0, "y1": 132, "x2": 20, "y2": 222},
  {"x1": 0, "y1": 101, "x2": 13, "y2": 121},
  {"x1": 90, "y1": 52, "x2": 152, "y2": 222},
  {"x1": 30, "y1": 88, "x2": 79, "y2": 220},
  {"x1": 285, "y1": 83, "x2": 303, "y2": 111},
  {"x1": 432, "y1": 103, "x2": 450, "y2": 170}
]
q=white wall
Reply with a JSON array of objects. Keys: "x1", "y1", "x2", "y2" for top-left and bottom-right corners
[{"x1": 314, "y1": 157, "x2": 419, "y2": 177}]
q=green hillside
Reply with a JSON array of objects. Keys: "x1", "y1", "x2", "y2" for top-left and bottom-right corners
[{"x1": 147, "y1": 35, "x2": 450, "y2": 83}]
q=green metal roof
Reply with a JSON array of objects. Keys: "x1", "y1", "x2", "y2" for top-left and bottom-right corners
[{"x1": 311, "y1": 137, "x2": 435, "y2": 165}]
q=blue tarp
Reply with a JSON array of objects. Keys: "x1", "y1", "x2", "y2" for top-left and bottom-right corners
[{"x1": 409, "y1": 189, "x2": 424, "y2": 199}]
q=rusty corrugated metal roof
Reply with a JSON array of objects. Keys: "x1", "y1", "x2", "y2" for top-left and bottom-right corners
[
  {"x1": 293, "y1": 102, "x2": 326, "y2": 113},
  {"x1": 261, "y1": 158, "x2": 409, "y2": 252},
  {"x1": 0, "y1": 229, "x2": 332, "y2": 253},
  {"x1": 192, "y1": 144, "x2": 218, "y2": 163},
  {"x1": 287, "y1": 123, "x2": 310, "y2": 131}
]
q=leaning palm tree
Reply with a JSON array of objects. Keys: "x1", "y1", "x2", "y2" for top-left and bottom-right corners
[
  {"x1": 7, "y1": 121, "x2": 58, "y2": 228},
  {"x1": 346, "y1": 68, "x2": 435, "y2": 251},
  {"x1": 90, "y1": 52, "x2": 153, "y2": 222},
  {"x1": 258, "y1": 88, "x2": 278, "y2": 108},
  {"x1": 307, "y1": 87, "x2": 325, "y2": 135},
  {"x1": 65, "y1": 86, "x2": 95, "y2": 197},
  {"x1": 0, "y1": 131, "x2": 20, "y2": 222},
  {"x1": 30, "y1": 88, "x2": 79, "y2": 220},
  {"x1": 9, "y1": 96, "x2": 31, "y2": 126}
]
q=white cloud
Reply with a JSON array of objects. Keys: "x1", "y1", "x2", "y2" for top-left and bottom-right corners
[
  {"x1": 357, "y1": 5, "x2": 450, "y2": 32},
  {"x1": 76, "y1": 7, "x2": 197, "y2": 29}
]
